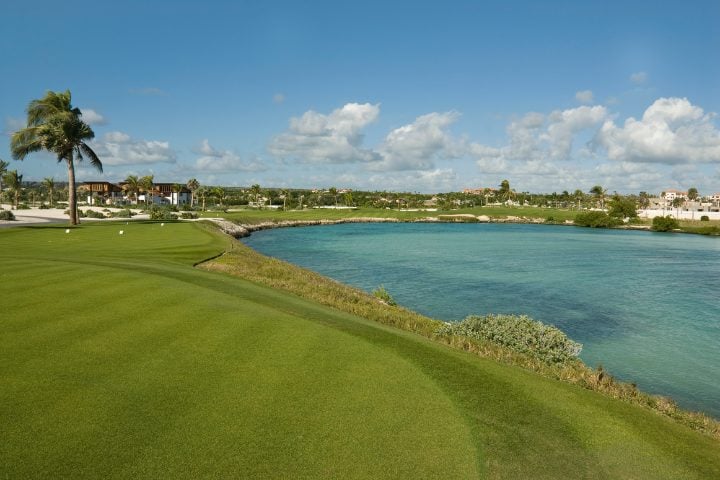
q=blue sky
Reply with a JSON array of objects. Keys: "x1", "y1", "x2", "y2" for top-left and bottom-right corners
[{"x1": 1, "y1": 0, "x2": 719, "y2": 194}]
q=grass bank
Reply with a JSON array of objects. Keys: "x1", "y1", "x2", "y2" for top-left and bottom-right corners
[{"x1": 2, "y1": 221, "x2": 719, "y2": 478}]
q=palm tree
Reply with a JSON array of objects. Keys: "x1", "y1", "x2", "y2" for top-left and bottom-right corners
[
  {"x1": 280, "y1": 188, "x2": 290, "y2": 210},
  {"x1": 139, "y1": 175, "x2": 154, "y2": 205},
  {"x1": 186, "y1": 178, "x2": 199, "y2": 207},
  {"x1": 212, "y1": 187, "x2": 225, "y2": 207},
  {"x1": 329, "y1": 186, "x2": 338, "y2": 206},
  {"x1": 590, "y1": 185, "x2": 607, "y2": 210},
  {"x1": 498, "y1": 179, "x2": 516, "y2": 204},
  {"x1": 672, "y1": 197, "x2": 684, "y2": 219},
  {"x1": 0, "y1": 159, "x2": 8, "y2": 204},
  {"x1": 196, "y1": 186, "x2": 209, "y2": 211},
  {"x1": 3, "y1": 170, "x2": 23, "y2": 209},
  {"x1": 10, "y1": 90, "x2": 102, "y2": 225},
  {"x1": 172, "y1": 183, "x2": 183, "y2": 205},
  {"x1": 123, "y1": 175, "x2": 141, "y2": 204},
  {"x1": 250, "y1": 184, "x2": 261, "y2": 208},
  {"x1": 42, "y1": 177, "x2": 55, "y2": 207}
]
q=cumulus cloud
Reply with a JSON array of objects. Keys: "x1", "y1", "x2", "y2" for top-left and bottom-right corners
[
  {"x1": 91, "y1": 131, "x2": 176, "y2": 165},
  {"x1": 630, "y1": 72, "x2": 648, "y2": 85},
  {"x1": 472, "y1": 105, "x2": 608, "y2": 171},
  {"x1": 368, "y1": 168, "x2": 459, "y2": 191},
  {"x1": 80, "y1": 108, "x2": 106, "y2": 125},
  {"x1": 575, "y1": 90, "x2": 594, "y2": 104},
  {"x1": 594, "y1": 97, "x2": 720, "y2": 164},
  {"x1": 269, "y1": 103, "x2": 381, "y2": 163},
  {"x1": 371, "y1": 111, "x2": 465, "y2": 171},
  {"x1": 190, "y1": 139, "x2": 267, "y2": 172}
]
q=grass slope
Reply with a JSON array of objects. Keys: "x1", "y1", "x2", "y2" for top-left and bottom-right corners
[{"x1": 1, "y1": 221, "x2": 719, "y2": 479}]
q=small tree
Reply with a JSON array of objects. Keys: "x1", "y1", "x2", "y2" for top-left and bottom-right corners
[
  {"x1": 608, "y1": 195, "x2": 638, "y2": 219},
  {"x1": 652, "y1": 216, "x2": 680, "y2": 232}
]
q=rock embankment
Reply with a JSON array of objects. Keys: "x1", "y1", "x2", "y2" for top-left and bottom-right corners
[{"x1": 207, "y1": 217, "x2": 403, "y2": 238}]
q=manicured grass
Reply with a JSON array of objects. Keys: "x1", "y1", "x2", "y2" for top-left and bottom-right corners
[{"x1": 2, "y1": 221, "x2": 719, "y2": 478}]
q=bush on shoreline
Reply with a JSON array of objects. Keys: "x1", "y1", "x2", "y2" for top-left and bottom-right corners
[
  {"x1": 652, "y1": 216, "x2": 680, "y2": 232},
  {"x1": 574, "y1": 211, "x2": 621, "y2": 228},
  {"x1": 437, "y1": 314, "x2": 582, "y2": 365}
]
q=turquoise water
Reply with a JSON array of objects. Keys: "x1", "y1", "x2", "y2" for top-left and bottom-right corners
[{"x1": 244, "y1": 223, "x2": 720, "y2": 417}]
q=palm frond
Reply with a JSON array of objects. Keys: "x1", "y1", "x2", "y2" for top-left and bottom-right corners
[
  {"x1": 10, "y1": 127, "x2": 44, "y2": 160},
  {"x1": 78, "y1": 143, "x2": 103, "y2": 172}
]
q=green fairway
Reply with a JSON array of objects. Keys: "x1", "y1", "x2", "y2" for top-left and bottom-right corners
[{"x1": 1, "y1": 221, "x2": 719, "y2": 479}]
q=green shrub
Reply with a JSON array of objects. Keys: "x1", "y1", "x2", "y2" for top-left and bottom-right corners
[
  {"x1": 0, "y1": 210, "x2": 15, "y2": 220},
  {"x1": 372, "y1": 285, "x2": 397, "y2": 306},
  {"x1": 111, "y1": 209, "x2": 134, "y2": 218},
  {"x1": 651, "y1": 216, "x2": 679, "y2": 232},
  {"x1": 38, "y1": 203, "x2": 50, "y2": 209},
  {"x1": 16, "y1": 203, "x2": 30, "y2": 210},
  {"x1": 180, "y1": 212, "x2": 198, "y2": 219},
  {"x1": 437, "y1": 314, "x2": 582, "y2": 364},
  {"x1": 574, "y1": 211, "x2": 621, "y2": 228},
  {"x1": 700, "y1": 215, "x2": 709, "y2": 221},
  {"x1": 84, "y1": 209, "x2": 106, "y2": 219},
  {"x1": 149, "y1": 207, "x2": 178, "y2": 220}
]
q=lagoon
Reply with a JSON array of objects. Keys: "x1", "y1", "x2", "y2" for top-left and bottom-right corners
[{"x1": 244, "y1": 223, "x2": 720, "y2": 417}]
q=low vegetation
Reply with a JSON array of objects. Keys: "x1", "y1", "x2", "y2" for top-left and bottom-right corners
[
  {"x1": 574, "y1": 210, "x2": 622, "y2": 228},
  {"x1": 652, "y1": 215, "x2": 680, "y2": 232},
  {"x1": 436, "y1": 314, "x2": 583, "y2": 364}
]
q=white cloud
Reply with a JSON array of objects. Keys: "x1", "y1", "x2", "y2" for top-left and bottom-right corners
[
  {"x1": 191, "y1": 139, "x2": 267, "y2": 172},
  {"x1": 594, "y1": 97, "x2": 720, "y2": 164},
  {"x1": 91, "y1": 131, "x2": 176, "y2": 165},
  {"x1": 269, "y1": 103, "x2": 381, "y2": 163},
  {"x1": 368, "y1": 168, "x2": 458, "y2": 191},
  {"x1": 80, "y1": 108, "x2": 106, "y2": 125},
  {"x1": 575, "y1": 90, "x2": 594, "y2": 104},
  {"x1": 273, "y1": 93, "x2": 285, "y2": 104},
  {"x1": 372, "y1": 111, "x2": 464, "y2": 171},
  {"x1": 630, "y1": 72, "x2": 648, "y2": 85},
  {"x1": 472, "y1": 105, "x2": 608, "y2": 172}
]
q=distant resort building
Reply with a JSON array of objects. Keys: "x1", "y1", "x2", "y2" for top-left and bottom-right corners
[
  {"x1": 662, "y1": 189, "x2": 687, "y2": 202},
  {"x1": 79, "y1": 181, "x2": 191, "y2": 206},
  {"x1": 462, "y1": 187, "x2": 496, "y2": 195}
]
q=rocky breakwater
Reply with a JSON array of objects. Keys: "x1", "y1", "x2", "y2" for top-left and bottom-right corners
[{"x1": 208, "y1": 217, "x2": 403, "y2": 238}]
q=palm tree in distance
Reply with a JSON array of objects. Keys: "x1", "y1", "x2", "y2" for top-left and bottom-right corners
[
  {"x1": 42, "y1": 177, "x2": 55, "y2": 207},
  {"x1": 250, "y1": 184, "x2": 261, "y2": 208},
  {"x1": 329, "y1": 186, "x2": 338, "y2": 206},
  {"x1": 11, "y1": 90, "x2": 102, "y2": 225},
  {"x1": 212, "y1": 187, "x2": 225, "y2": 207},
  {"x1": 0, "y1": 159, "x2": 8, "y2": 202},
  {"x1": 3, "y1": 170, "x2": 23, "y2": 209},
  {"x1": 123, "y1": 175, "x2": 141, "y2": 204},
  {"x1": 590, "y1": 185, "x2": 607, "y2": 210},
  {"x1": 186, "y1": 178, "x2": 199, "y2": 207},
  {"x1": 498, "y1": 179, "x2": 516, "y2": 204},
  {"x1": 196, "y1": 186, "x2": 209, "y2": 211},
  {"x1": 139, "y1": 175, "x2": 154, "y2": 205},
  {"x1": 280, "y1": 188, "x2": 290, "y2": 210}
]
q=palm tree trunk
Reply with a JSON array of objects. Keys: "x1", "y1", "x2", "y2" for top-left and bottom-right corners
[{"x1": 67, "y1": 157, "x2": 79, "y2": 225}]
